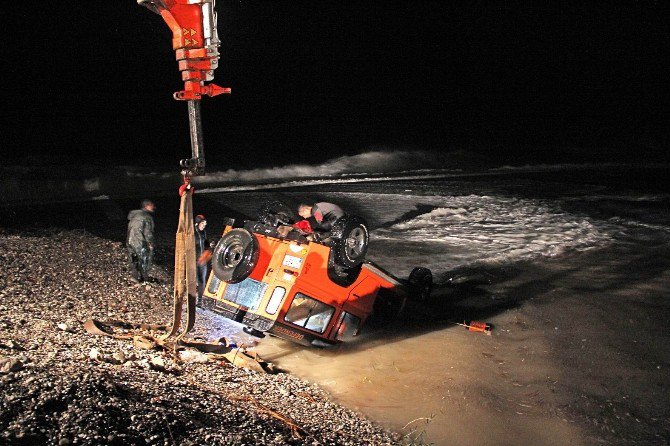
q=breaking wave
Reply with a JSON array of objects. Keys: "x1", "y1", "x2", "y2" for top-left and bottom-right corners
[
  {"x1": 195, "y1": 152, "x2": 665, "y2": 193},
  {"x1": 197, "y1": 150, "x2": 471, "y2": 185},
  {"x1": 368, "y1": 193, "x2": 614, "y2": 274},
  {"x1": 2, "y1": 150, "x2": 665, "y2": 204}
]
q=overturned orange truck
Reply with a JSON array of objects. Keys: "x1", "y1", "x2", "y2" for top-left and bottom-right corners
[{"x1": 203, "y1": 204, "x2": 432, "y2": 347}]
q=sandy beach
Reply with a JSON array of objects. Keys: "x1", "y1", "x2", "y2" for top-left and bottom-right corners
[{"x1": 0, "y1": 228, "x2": 395, "y2": 445}]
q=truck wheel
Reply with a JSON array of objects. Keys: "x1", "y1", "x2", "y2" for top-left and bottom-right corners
[
  {"x1": 256, "y1": 200, "x2": 295, "y2": 227},
  {"x1": 330, "y1": 215, "x2": 369, "y2": 268},
  {"x1": 212, "y1": 229, "x2": 259, "y2": 283},
  {"x1": 408, "y1": 267, "x2": 432, "y2": 302},
  {"x1": 327, "y1": 252, "x2": 362, "y2": 287}
]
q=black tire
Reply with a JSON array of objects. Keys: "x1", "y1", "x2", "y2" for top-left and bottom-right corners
[
  {"x1": 212, "y1": 229, "x2": 259, "y2": 283},
  {"x1": 329, "y1": 215, "x2": 369, "y2": 268},
  {"x1": 327, "y1": 252, "x2": 362, "y2": 287},
  {"x1": 256, "y1": 200, "x2": 296, "y2": 227},
  {"x1": 408, "y1": 267, "x2": 432, "y2": 302}
]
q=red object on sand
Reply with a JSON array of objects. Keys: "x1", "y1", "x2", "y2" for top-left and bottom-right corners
[{"x1": 466, "y1": 321, "x2": 492, "y2": 334}]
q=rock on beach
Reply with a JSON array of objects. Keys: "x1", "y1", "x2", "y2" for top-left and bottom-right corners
[{"x1": 0, "y1": 228, "x2": 396, "y2": 445}]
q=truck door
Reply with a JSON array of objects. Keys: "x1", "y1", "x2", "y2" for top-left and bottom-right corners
[{"x1": 344, "y1": 277, "x2": 379, "y2": 319}]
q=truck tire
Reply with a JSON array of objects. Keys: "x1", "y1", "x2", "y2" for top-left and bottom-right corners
[
  {"x1": 256, "y1": 200, "x2": 295, "y2": 227},
  {"x1": 327, "y1": 252, "x2": 362, "y2": 287},
  {"x1": 408, "y1": 267, "x2": 432, "y2": 302},
  {"x1": 212, "y1": 229, "x2": 259, "y2": 283},
  {"x1": 330, "y1": 215, "x2": 369, "y2": 268}
]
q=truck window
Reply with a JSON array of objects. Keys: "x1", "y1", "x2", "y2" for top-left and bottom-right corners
[
  {"x1": 223, "y1": 278, "x2": 268, "y2": 311},
  {"x1": 284, "y1": 293, "x2": 334, "y2": 334},
  {"x1": 266, "y1": 286, "x2": 285, "y2": 315},
  {"x1": 336, "y1": 312, "x2": 361, "y2": 342}
]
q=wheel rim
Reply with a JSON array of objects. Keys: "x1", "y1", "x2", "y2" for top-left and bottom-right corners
[
  {"x1": 345, "y1": 226, "x2": 366, "y2": 260},
  {"x1": 222, "y1": 242, "x2": 244, "y2": 268},
  {"x1": 213, "y1": 229, "x2": 259, "y2": 283}
]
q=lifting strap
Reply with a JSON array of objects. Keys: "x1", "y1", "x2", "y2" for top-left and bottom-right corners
[
  {"x1": 83, "y1": 188, "x2": 274, "y2": 372},
  {"x1": 84, "y1": 189, "x2": 198, "y2": 350},
  {"x1": 84, "y1": 190, "x2": 198, "y2": 351},
  {"x1": 162, "y1": 188, "x2": 198, "y2": 341}
]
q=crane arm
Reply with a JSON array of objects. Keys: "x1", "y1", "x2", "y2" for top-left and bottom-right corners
[{"x1": 138, "y1": 0, "x2": 230, "y2": 177}]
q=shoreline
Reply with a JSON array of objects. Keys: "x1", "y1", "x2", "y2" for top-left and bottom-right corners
[{"x1": 2, "y1": 168, "x2": 670, "y2": 444}]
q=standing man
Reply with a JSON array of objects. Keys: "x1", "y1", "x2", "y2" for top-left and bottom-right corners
[
  {"x1": 194, "y1": 214, "x2": 210, "y2": 306},
  {"x1": 297, "y1": 202, "x2": 345, "y2": 233},
  {"x1": 126, "y1": 199, "x2": 155, "y2": 283}
]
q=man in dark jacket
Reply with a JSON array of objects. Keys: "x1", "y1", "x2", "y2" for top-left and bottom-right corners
[
  {"x1": 126, "y1": 199, "x2": 155, "y2": 283},
  {"x1": 194, "y1": 214, "x2": 210, "y2": 305},
  {"x1": 297, "y1": 202, "x2": 344, "y2": 233}
]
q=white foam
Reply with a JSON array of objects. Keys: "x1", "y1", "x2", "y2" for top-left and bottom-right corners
[
  {"x1": 369, "y1": 194, "x2": 614, "y2": 275},
  {"x1": 196, "y1": 172, "x2": 458, "y2": 193}
]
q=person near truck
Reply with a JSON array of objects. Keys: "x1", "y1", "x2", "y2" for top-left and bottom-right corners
[
  {"x1": 296, "y1": 202, "x2": 345, "y2": 234},
  {"x1": 194, "y1": 214, "x2": 211, "y2": 305},
  {"x1": 126, "y1": 199, "x2": 155, "y2": 283}
]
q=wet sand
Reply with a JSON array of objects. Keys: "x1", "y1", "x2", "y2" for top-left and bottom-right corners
[{"x1": 253, "y1": 243, "x2": 670, "y2": 445}]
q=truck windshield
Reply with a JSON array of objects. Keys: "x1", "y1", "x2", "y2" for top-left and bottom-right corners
[
  {"x1": 285, "y1": 293, "x2": 334, "y2": 334},
  {"x1": 223, "y1": 278, "x2": 267, "y2": 311}
]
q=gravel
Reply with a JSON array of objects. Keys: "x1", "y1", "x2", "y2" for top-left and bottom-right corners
[{"x1": 0, "y1": 228, "x2": 397, "y2": 445}]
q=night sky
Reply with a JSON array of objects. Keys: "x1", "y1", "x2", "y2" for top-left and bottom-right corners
[{"x1": 5, "y1": 1, "x2": 669, "y2": 169}]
